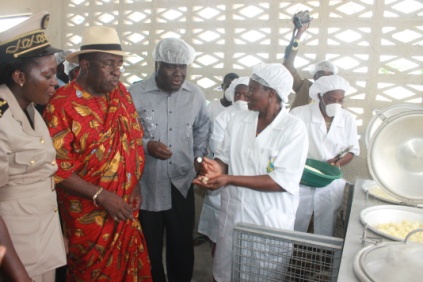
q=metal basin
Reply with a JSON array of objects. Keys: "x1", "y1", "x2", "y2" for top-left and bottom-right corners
[
  {"x1": 354, "y1": 241, "x2": 423, "y2": 282},
  {"x1": 360, "y1": 205, "x2": 423, "y2": 242}
]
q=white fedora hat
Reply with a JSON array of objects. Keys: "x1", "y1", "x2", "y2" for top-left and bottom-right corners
[{"x1": 66, "y1": 26, "x2": 127, "y2": 64}]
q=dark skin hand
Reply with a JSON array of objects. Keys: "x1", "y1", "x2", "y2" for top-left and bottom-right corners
[
  {"x1": 327, "y1": 152, "x2": 354, "y2": 167},
  {"x1": 193, "y1": 157, "x2": 284, "y2": 192},
  {"x1": 58, "y1": 173, "x2": 141, "y2": 222},
  {"x1": 147, "y1": 140, "x2": 173, "y2": 160}
]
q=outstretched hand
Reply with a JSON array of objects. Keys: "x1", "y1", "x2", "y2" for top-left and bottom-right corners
[
  {"x1": 193, "y1": 174, "x2": 229, "y2": 190},
  {"x1": 193, "y1": 157, "x2": 226, "y2": 190},
  {"x1": 197, "y1": 157, "x2": 222, "y2": 179}
]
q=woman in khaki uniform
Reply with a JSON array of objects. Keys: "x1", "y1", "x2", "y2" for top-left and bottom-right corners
[{"x1": 0, "y1": 12, "x2": 66, "y2": 282}]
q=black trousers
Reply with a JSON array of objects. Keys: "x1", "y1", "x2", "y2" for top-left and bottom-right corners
[{"x1": 139, "y1": 184, "x2": 195, "y2": 282}]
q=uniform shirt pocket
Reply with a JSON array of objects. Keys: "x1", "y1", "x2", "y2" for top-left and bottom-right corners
[{"x1": 8, "y1": 151, "x2": 29, "y2": 176}]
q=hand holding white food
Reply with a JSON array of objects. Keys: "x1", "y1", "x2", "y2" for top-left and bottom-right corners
[
  {"x1": 193, "y1": 157, "x2": 226, "y2": 189},
  {"x1": 197, "y1": 157, "x2": 222, "y2": 178},
  {"x1": 193, "y1": 174, "x2": 228, "y2": 191}
]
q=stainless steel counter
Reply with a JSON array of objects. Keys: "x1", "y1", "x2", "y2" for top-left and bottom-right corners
[{"x1": 337, "y1": 178, "x2": 394, "y2": 281}]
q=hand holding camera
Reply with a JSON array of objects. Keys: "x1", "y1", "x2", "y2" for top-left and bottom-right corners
[
  {"x1": 292, "y1": 10, "x2": 312, "y2": 29},
  {"x1": 284, "y1": 10, "x2": 312, "y2": 59}
]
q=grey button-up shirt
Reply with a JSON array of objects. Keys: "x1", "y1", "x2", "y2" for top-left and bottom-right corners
[{"x1": 129, "y1": 74, "x2": 210, "y2": 211}]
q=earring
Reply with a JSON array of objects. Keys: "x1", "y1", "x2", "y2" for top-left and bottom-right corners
[{"x1": 20, "y1": 83, "x2": 23, "y2": 87}]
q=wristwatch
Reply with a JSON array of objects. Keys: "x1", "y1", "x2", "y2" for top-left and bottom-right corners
[{"x1": 292, "y1": 39, "x2": 299, "y2": 51}]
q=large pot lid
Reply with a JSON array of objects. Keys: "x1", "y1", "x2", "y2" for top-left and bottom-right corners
[
  {"x1": 365, "y1": 103, "x2": 423, "y2": 148},
  {"x1": 354, "y1": 242, "x2": 423, "y2": 282},
  {"x1": 367, "y1": 110, "x2": 423, "y2": 206}
]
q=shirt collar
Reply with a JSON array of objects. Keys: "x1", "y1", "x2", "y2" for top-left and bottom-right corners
[
  {"x1": 243, "y1": 106, "x2": 288, "y2": 129},
  {"x1": 144, "y1": 73, "x2": 192, "y2": 94}
]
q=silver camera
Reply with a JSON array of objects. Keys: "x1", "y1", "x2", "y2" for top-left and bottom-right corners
[{"x1": 292, "y1": 10, "x2": 312, "y2": 29}]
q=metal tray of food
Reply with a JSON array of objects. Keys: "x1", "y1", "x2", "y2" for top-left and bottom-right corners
[{"x1": 360, "y1": 205, "x2": 423, "y2": 242}]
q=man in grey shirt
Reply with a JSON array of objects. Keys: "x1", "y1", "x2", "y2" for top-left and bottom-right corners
[{"x1": 129, "y1": 38, "x2": 210, "y2": 282}]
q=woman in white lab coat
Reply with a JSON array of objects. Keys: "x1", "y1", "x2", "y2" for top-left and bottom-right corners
[
  {"x1": 194, "y1": 63, "x2": 309, "y2": 282},
  {"x1": 290, "y1": 75, "x2": 360, "y2": 237},
  {"x1": 198, "y1": 77, "x2": 250, "y2": 252}
]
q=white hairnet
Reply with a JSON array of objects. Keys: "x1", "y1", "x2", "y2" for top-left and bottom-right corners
[
  {"x1": 250, "y1": 63, "x2": 293, "y2": 103},
  {"x1": 153, "y1": 38, "x2": 196, "y2": 64},
  {"x1": 55, "y1": 49, "x2": 73, "y2": 65},
  {"x1": 309, "y1": 60, "x2": 338, "y2": 77},
  {"x1": 309, "y1": 75, "x2": 350, "y2": 101},
  {"x1": 64, "y1": 60, "x2": 79, "y2": 75},
  {"x1": 224, "y1": 76, "x2": 250, "y2": 102}
]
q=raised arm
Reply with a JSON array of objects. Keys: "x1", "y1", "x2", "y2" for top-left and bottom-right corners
[{"x1": 283, "y1": 24, "x2": 310, "y2": 92}]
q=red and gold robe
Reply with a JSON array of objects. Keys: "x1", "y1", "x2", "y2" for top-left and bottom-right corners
[{"x1": 44, "y1": 81, "x2": 151, "y2": 281}]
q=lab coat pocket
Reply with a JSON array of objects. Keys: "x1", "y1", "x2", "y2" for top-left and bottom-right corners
[
  {"x1": 248, "y1": 147, "x2": 279, "y2": 175},
  {"x1": 263, "y1": 207, "x2": 290, "y2": 230},
  {"x1": 242, "y1": 204, "x2": 289, "y2": 230},
  {"x1": 2, "y1": 215, "x2": 40, "y2": 266},
  {"x1": 217, "y1": 189, "x2": 230, "y2": 238}
]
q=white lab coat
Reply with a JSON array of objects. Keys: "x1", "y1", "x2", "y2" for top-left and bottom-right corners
[
  {"x1": 198, "y1": 103, "x2": 248, "y2": 242},
  {"x1": 212, "y1": 108, "x2": 308, "y2": 282},
  {"x1": 290, "y1": 102, "x2": 360, "y2": 236},
  {"x1": 207, "y1": 99, "x2": 226, "y2": 121}
]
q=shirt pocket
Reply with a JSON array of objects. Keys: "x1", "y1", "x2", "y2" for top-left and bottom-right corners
[
  {"x1": 8, "y1": 151, "x2": 32, "y2": 176},
  {"x1": 139, "y1": 109, "x2": 157, "y2": 139},
  {"x1": 186, "y1": 123, "x2": 193, "y2": 139}
]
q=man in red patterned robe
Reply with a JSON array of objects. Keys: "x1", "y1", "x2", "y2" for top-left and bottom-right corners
[{"x1": 44, "y1": 26, "x2": 152, "y2": 281}]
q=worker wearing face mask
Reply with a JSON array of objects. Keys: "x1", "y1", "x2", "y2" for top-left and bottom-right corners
[
  {"x1": 198, "y1": 77, "x2": 250, "y2": 258},
  {"x1": 290, "y1": 75, "x2": 360, "y2": 237}
]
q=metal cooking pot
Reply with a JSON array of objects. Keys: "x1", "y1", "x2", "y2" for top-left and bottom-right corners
[
  {"x1": 354, "y1": 229, "x2": 423, "y2": 282},
  {"x1": 367, "y1": 110, "x2": 423, "y2": 206},
  {"x1": 365, "y1": 103, "x2": 422, "y2": 148}
]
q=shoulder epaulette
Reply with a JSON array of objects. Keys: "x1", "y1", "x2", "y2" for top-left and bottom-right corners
[{"x1": 0, "y1": 98, "x2": 9, "y2": 118}]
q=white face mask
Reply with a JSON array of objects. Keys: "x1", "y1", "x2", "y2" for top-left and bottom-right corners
[
  {"x1": 234, "y1": 100, "x2": 249, "y2": 110},
  {"x1": 325, "y1": 103, "x2": 342, "y2": 117}
]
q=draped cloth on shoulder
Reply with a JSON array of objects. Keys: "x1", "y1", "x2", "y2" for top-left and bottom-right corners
[{"x1": 44, "y1": 81, "x2": 151, "y2": 281}]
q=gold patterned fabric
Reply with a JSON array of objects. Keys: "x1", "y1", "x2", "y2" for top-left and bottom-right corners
[{"x1": 44, "y1": 81, "x2": 151, "y2": 281}]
